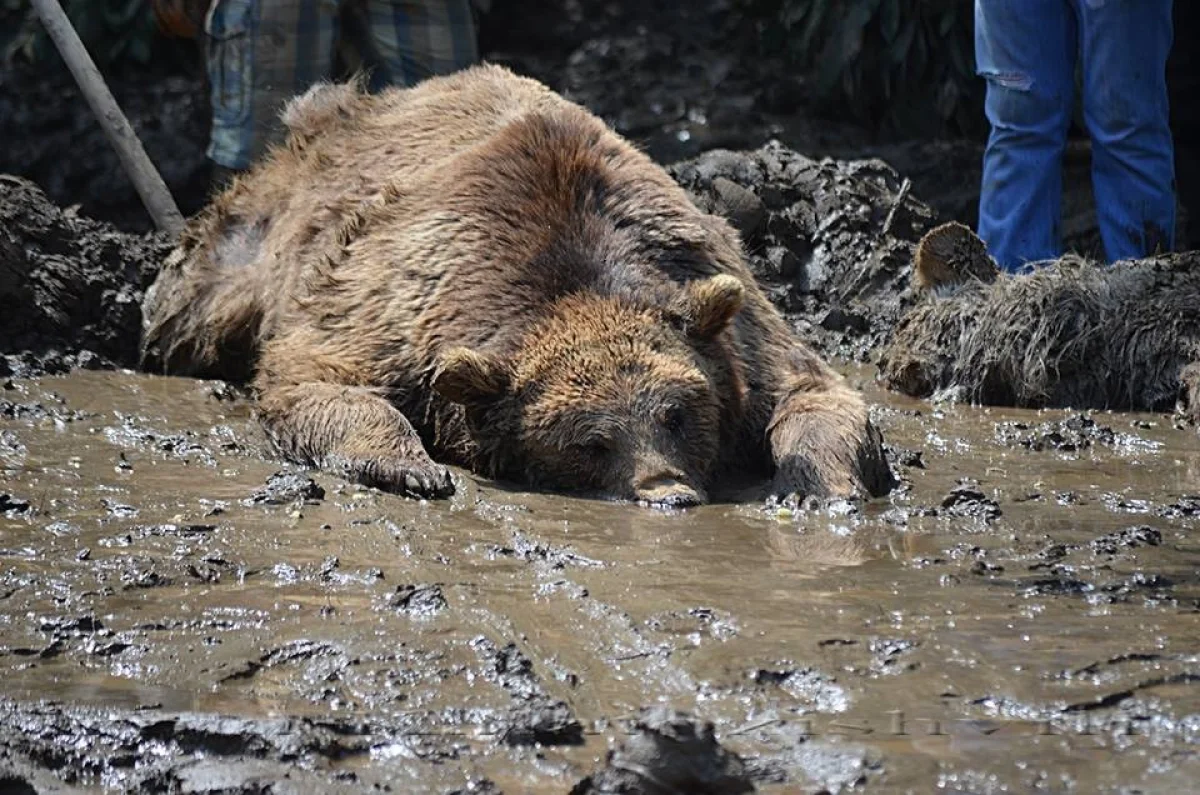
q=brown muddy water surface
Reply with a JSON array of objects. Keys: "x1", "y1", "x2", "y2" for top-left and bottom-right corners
[{"x1": 2, "y1": 366, "x2": 1200, "y2": 793}]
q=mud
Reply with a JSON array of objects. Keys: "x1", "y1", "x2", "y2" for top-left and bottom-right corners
[
  {"x1": 5, "y1": 0, "x2": 1193, "y2": 258},
  {"x1": 0, "y1": 176, "x2": 172, "y2": 378},
  {"x1": 570, "y1": 708, "x2": 753, "y2": 794},
  {"x1": 0, "y1": 59, "x2": 213, "y2": 235},
  {"x1": 2, "y1": 369, "x2": 1199, "y2": 792},
  {"x1": 670, "y1": 142, "x2": 936, "y2": 361},
  {"x1": 0, "y1": 0, "x2": 840, "y2": 235},
  {"x1": 2, "y1": 4, "x2": 1199, "y2": 788}
]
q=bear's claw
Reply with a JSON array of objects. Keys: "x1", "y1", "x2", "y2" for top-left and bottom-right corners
[{"x1": 324, "y1": 454, "x2": 456, "y2": 499}]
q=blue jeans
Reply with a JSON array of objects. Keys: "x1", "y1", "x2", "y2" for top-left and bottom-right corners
[{"x1": 976, "y1": 0, "x2": 1175, "y2": 269}]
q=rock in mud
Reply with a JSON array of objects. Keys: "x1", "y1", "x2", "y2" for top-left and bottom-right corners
[
  {"x1": 994, "y1": 414, "x2": 1134, "y2": 452},
  {"x1": 571, "y1": 708, "x2": 754, "y2": 795},
  {"x1": 500, "y1": 699, "x2": 584, "y2": 747},
  {"x1": 387, "y1": 583, "x2": 448, "y2": 617},
  {"x1": 0, "y1": 175, "x2": 171, "y2": 377},
  {"x1": 668, "y1": 141, "x2": 937, "y2": 360},
  {"x1": 0, "y1": 493, "x2": 30, "y2": 515},
  {"x1": 879, "y1": 222, "x2": 1200, "y2": 415},
  {"x1": 940, "y1": 481, "x2": 1002, "y2": 522},
  {"x1": 244, "y1": 470, "x2": 326, "y2": 506}
]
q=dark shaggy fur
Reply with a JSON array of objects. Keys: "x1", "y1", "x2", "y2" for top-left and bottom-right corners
[{"x1": 879, "y1": 222, "x2": 1200, "y2": 420}]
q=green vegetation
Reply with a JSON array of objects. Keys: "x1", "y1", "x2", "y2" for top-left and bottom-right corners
[
  {"x1": 3, "y1": 0, "x2": 157, "y2": 67},
  {"x1": 747, "y1": 0, "x2": 985, "y2": 138},
  {"x1": 1, "y1": 0, "x2": 984, "y2": 139}
]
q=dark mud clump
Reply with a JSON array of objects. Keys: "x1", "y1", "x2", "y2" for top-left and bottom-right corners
[
  {"x1": 0, "y1": 494, "x2": 31, "y2": 515},
  {"x1": 471, "y1": 637, "x2": 585, "y2": 747},
  {"x1": 939, "y1": 481, "x2": 1003, "y2": 523},
  {"x1": 669, "y1": 141, "x2": 937, "y2": 361},
  {"x1": 0, "y1": 697, "x2": 464, "y2": 792},
  {"x1": 386, "y1": 583, "x2": 449, "y2": 616},
  {"x1": 570, "y1": 708, "x2": 754, "y2": 795},
  {"x1": 243, "y1": 470, "x2": 326, "y2": 506},
  {"x1": 0, "y1": 61, "x2": 212, "y2": 234},
  {"x1": 994, "y1": 414, "x2": 1151, "y2": 452},
  {"x1": 0, "y1": 176, "x2": 171, "y2": 377},
  {"x1": 879, "y1": 223, "x2": 1200, "y2": 414}
]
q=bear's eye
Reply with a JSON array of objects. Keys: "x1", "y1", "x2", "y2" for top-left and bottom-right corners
[
  {"x1": 663, "y1": 406, "x2": 685, "y2": 435},
  {"x1": 580, "y1": 437, "x2": 613, "y2": 457}
]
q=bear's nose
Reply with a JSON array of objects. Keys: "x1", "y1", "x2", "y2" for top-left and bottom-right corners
[{"x1": 634, "y1": 476, "x2": 704, "y2": 508}]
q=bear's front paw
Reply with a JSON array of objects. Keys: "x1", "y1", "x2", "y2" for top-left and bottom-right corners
[
  {"x1": 324, "y1": 453, "x2": 456, "y2": 499},
  {"x1": 769, "y1": 417, "x2": 896, "y2": 504},
  {"x1": 768, "y1": 466, "x2": 861, "y2": 509}
]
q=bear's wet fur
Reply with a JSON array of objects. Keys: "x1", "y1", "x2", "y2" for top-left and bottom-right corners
[
  {"x1": 142, "y1": 65, "x2": 895, "y2": 504},
  {"x1": 879, "y1": 222, "x2": 1200, "y2": 419}
]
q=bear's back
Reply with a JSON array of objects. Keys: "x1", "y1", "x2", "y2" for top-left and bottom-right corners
[
  {"x1": 273, "y1": 65, "x2": 740, "y2": 328},
  {"x1": 279, "y1": 65, "x2": 570, "y2": 197},
  {"x1": 186, "y1": 65, "x2": 755, "y2": 377}
]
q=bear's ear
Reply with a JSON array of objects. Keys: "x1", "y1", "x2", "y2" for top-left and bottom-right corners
[
  {"x1": 676, "y1": 274, "x2": 745, "y2": 339},
  {"x1": 432, "y1": 347, "x2": 511, "y2": 405},
  {"x1": 913, "y1": 222, "x2": 999, "y2": 293}
]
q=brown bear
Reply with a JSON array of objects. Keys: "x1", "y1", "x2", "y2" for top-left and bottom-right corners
[
  {"x1": 141, "y1": 64, "x2": 895, "y2": 506},
  {"x1": 879, "y1": 221, "x2": 1200, "y2": 421}
]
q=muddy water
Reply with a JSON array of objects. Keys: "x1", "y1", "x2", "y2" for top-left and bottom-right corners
[{"x1": 2, "y1": 367, "x2": 1199, "y2": 793}]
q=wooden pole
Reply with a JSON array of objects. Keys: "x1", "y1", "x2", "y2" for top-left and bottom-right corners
[{"x1": 29, "y1": 0, "x2": 186, "y2": 236}]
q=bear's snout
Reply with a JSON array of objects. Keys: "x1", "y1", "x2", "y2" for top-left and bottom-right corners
[{"x1": 634, "y1": 475, "x2": 704, "y2": 508}]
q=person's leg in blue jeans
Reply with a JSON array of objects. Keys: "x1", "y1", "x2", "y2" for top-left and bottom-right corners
[
  {"x1": 1077, "y1": 0, "x2": 1175, "y2": 262},
  {"x1": 975, "y1": 0, "x2": 1077, "y2": 271}
]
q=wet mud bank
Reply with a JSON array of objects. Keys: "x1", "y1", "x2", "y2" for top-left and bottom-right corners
[
  {"x1": 670, "y1": 142, "x2": 935, "y2": 361},
  {"x1": 0, "y1": 176, "x2": 173, "y2": 378},
  {"x1": 2, "y1": 371, "x2": 1200, "y2": 792}
]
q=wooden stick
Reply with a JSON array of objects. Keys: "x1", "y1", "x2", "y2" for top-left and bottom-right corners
[
  {"x1": 882, "y1": 177, "x2": 912, "y2": 237},
  {"x1": 29, "y1": 0, "x2": 186, "y2": 236}
]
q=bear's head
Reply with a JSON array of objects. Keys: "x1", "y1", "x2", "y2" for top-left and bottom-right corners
[{"x1": 432, "y1": 274, "x2": 746, "y2": 506}]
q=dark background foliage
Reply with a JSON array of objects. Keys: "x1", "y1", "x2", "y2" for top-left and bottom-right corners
[
  {"x1": 745, "y1": 0, "x2": 985, "y2": 138},
  {"x1": 3, "y1": 0, "x2": 985, "y2": 139},
  {"x1": 2, "y1": 0, "x2": 1195, "y2": 247},
  {"x1": 4, "y1": 0, "x2": 158, "y2": 67}
]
